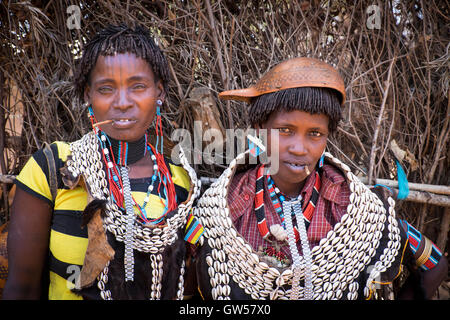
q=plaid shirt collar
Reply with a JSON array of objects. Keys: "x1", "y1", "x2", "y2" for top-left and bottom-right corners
[
  {"x1": 227, "y1": 162, "x2": 351, "y2": 256},
  {"x1": 230, "y1": 163, "x2": 348, "y2": 211}
]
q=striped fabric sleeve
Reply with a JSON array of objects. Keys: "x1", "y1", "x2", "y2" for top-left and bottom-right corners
[
  {"x1": 15, "y1": 141, "x2": 70, "y2": 206},
  {"x1": 15, "y1": 155, "x2": 53, "y2": 205}
]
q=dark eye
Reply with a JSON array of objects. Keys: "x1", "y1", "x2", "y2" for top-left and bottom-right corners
[
  {"x1": 98, "y1": 86, "x2": 113, "y2": 94},
  {"x1": 278, "y1": 127, "x2": 291, "y2": 134},
  {"x1": 132, "y1": 83, "x2": 147, "y2": 90},
  {"x1": 309, "y1": 130, "x2": 327, "y2": 138}
]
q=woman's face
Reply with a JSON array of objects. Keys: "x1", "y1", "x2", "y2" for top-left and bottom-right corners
[
  {"x1": 85, "y1": 53, "x2": 164, "y2": 142},
  {"x1": 262, "y1": 109, "x2": 329, "y2": 197}
]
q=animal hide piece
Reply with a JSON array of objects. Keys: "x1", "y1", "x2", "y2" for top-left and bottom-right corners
[
  {"x1": 62, "y1": 163, "x2": 115, "y2": 290},
  {"x1": 73, "y1": 208, "x2": 187, "y2": 300},
  {"x1": 78, "y1": 199, "x2": 115, "y2": 289},
  {"x1": 60, "y1": 163, "x2": 80, "y2": 190}
]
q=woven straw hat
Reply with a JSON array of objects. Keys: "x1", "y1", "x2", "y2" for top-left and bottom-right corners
[{"x1": 219, "y1": 57, "x2": 346, "y2": 105}]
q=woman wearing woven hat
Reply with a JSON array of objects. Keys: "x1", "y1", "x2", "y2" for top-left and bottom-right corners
[
  {"x1": 193, "y1": 57, "x2": 447, "y2": 300},
  {"x1": 3, "y1": 24, "x2": 202, "y2": 300}
]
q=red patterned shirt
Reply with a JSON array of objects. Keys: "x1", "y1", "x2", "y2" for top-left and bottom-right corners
[{"x1": 227, "y1": 163, "x2": 351, "y2": 260}]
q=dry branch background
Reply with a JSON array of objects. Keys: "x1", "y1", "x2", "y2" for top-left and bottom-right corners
[{"x1": 0, "y1": 0, "x2": 448, "y2": 298}]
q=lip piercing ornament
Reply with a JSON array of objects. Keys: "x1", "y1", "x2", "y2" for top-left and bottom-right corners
[
  {"x1": 93, "y1": 119, "x2": 114, "y2": 127},
  {"x1": 305, "y1": 165, "x2": 311, "y2": 175}
]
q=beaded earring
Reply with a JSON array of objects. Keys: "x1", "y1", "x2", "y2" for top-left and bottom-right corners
[
  {"x1": 84, "y1": 102, "x2": 92, "y2": 119},
  {"x1": 155, "y1": 99, "x2": 164, "y2": 155},
  {"x1": 318, "y1": 152, "x2": 325, "y2": 168},
  {"x1": 247, "y1": 134, "x2": 266, "y2": 158},
  {"x1": 86, "y1": 103, "x2": 99, "y2": 132},
  {"x1": 151, "y1": 99, "x2": 177, "y2": 214}
]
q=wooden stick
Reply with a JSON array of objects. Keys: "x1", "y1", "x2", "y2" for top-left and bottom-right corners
[
  {"x1": 436, "y1": 208, "x2": 450, "y2": 250},
  {"x1": 93, "y1": 119, "x2": 113, "y2": 127},
  {"x1": 402, "y1": 190, "x2": 450, "y2": 207},
  {"x1": 426, "y1": 95, "x2": 450, "y2": 183},
  {"x1": 199, "y1": 176, "x2": 450, "y2": 207},
  {"x1": 358, "y1": 177, "x2": 450, "y2": 196},
  {"x1": 2, "y1": 170, "x2": 449, "y2": 206},
  {"x1": 368, "y1": 57, "x2": 396, "y2": 184},
  {"x1": 0, "y1": 174, "x2": 15, "y2": 184},
  {"x1": 199, "y1": 176, "x2": 450, "y2": 196}
]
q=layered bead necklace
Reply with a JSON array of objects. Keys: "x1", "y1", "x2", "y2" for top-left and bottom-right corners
[
  {"x1": 96, "y1": 131, "x2": 176, "y2": 225},
  {"x1": 254, "y1": 164, "x2": 321, "y2": 299},
  {"x1": 85, "y1": 105, "x2": 182, "y2": 284},
  {"x1": 254, "y1": 165, "x2": 321, "y2": 241},
  {"x1": 96, "y1": 130, "x2": 177, "y2": 282}
]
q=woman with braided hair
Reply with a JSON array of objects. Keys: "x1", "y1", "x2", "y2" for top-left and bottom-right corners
[
  {"x1": 3, "y1": 24, "x2": 201, "y2": 300},
  {"x1": 194, "y1": 57, "x2": 447, "y2": 300}
]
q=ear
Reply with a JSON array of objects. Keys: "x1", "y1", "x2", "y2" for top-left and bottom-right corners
[
  {"x1": 83, "y1": 85, "x2": 91, "y2": 104},
  {"x1": 254, "y1": 123, "x2": 266, "y2": 135},
  {"x1": 254, "y1": 125, "x2": 260, "y2": 137},
  {"x1": 156, "y1": 80, "x2": 165, "y2": 101}
]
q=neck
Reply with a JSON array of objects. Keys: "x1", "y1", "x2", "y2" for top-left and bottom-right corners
[
  {"x1": 103, "y1": 133, "x2": 148, "y2": 166},
  {"x1": 270, "y1": 174, "x2": 305, "y2": 198}
]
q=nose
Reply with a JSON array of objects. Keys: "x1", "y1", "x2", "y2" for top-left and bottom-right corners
[
  {"x1": 287, "y1": 136, "x2": 307, "y2": 155},
  {"x1": 113, "y1": 88, "x2": 133, "y2": 111}
]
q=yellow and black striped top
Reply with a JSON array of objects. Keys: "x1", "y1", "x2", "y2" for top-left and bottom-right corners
[{"x1": 15, "y1": 141, "x2": 191, "y2": 300}]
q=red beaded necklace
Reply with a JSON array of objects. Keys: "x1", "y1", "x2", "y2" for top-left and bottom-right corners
[
  {"x1": 88, "y1": 110, "x2": 177, "y2": 223},
  {"x1": 254, "y1": 164, "x2": 322, "y2": 241}
]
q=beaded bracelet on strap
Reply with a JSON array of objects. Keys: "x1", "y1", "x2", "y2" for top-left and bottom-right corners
[{"x1": 400, "y1": 220, "x2": 443, "y2": 270}]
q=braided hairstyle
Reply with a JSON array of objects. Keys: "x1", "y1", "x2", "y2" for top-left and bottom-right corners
[
  {"x1": 73, "y1": 23, "x2": 170, "y2": 102},
  {"x1": 248, "y1": 87, "x2": 342, "y2": 134}
]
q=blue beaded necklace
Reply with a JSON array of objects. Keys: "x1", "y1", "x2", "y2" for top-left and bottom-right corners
[
  {"x1": 96, "y1": 131, "x2": 169, "y2": 224},
  {"x1": 134, "y1": 145, "x2": 170, "y2": 225}
]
